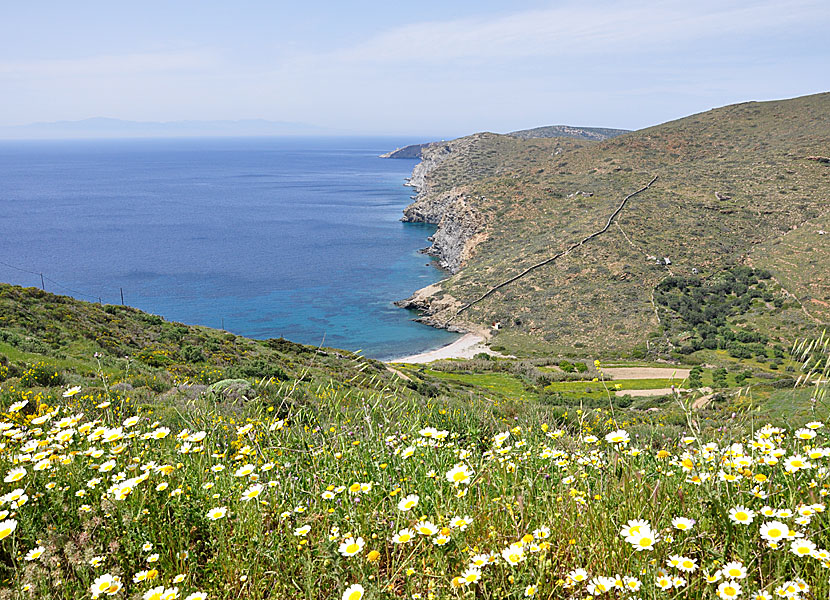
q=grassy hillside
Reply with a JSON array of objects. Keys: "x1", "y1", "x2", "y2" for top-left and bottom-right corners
[
  {"x1": 411, "y1": 93, "x2": 830, "y2": 357},
  {"x1": 1, "y1": 286, "x2": 829, "y2": 598}
]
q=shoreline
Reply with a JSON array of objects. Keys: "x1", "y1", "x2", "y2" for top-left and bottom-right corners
[{"x1": 387, "y1": 331, "x2": 500, "y2": 363}]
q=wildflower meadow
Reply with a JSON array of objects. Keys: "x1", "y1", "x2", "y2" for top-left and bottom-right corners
[{"x1": 1, "y1": 351, "x2": 830, "y2": 600}]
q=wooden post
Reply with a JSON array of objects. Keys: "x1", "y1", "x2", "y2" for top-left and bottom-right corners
[
  {"x1": 40, "y1": 273, "x2": 45, "y2": 290},
  {"x1": 221, "y1": 317, "x2": 225, "y2": 331},
  {"x1": 120, "y1": 288, "x2": 124, "y2": 305}
]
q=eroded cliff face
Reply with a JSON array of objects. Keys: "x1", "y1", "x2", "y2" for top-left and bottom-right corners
[
  {"x1": 402, "y1": 189, "x2": 484, "y2": 273},
  {"x1": 405, "y1": 143, "x2": 452, "y2": 193},
  {"x1": 401, "y1": 143, "x2": 486, "y2": 274}
]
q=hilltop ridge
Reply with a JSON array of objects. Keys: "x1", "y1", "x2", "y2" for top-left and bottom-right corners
[
  {"x1": 395, "y1": 92, "x2": 830, "y2": 358},
  {"x1": 380, "y1": 125, "x2": 628, "y2": 159}
]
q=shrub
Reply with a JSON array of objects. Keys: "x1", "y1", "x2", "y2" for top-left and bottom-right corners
[
  {"x1": 181, "y1": 345, "x2": 205, "y2": 363},
  {"x1": 20, "y1": 361, "x2": 64, "y2": 387}
]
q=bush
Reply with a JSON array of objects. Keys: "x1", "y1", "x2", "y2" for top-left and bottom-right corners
[
  {"x1": 181, "y1": 345, "x2": 205, "y2": 363},
  {"x1": 228, "y1": 358, "x2": 288, "y2": 381},
  {"x1": 20, "y1": 362, "x2": 64, "y2": 387}
]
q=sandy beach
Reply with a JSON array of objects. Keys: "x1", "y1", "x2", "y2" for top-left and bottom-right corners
[{"x1": 388, "y1": 332, "x2": 501, "y2": 363}]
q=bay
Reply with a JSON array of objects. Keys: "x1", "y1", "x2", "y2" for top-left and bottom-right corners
[{"x1": 0, "y1": 137, "x2": 457, "y2": 359}]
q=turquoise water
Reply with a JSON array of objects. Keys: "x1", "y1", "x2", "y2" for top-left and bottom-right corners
[{"x1": 0, "y1": 137, "x2": 458, "y2": 359}]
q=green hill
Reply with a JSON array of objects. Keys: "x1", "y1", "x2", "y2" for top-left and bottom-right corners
[{"x1": 399, "y1": 93, "x2": 830, "y2": 358}]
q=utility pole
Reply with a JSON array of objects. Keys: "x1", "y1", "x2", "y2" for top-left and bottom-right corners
[
  {"x1": 40, "y1": 273, "x2": 45, "y2": 290},
  {"x1": 120, "y1": 288, "x2": 124, "y2": 305}
]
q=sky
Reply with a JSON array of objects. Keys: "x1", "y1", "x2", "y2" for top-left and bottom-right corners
[{"x1": 1, "y1": 0, "x2": 829, "y2": 137}]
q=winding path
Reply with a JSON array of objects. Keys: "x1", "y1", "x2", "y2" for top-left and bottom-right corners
[{"x1": 449, "y1": 175, "x2": 659, "y2": 322}]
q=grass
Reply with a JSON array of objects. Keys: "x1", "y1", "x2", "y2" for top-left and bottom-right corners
[
  {"x1": 2, "y1": 285, "x2": 829, "y2": 599},
  {"x1": 418, "y1": 370, "x2": 538, "y2": 401},
  {"x1": 3, "y1": 357, "x2": 830, "y2": 599}
]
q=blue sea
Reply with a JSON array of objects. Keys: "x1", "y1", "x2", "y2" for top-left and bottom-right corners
[{"x1": 0, "y1": 137, "x2": 458, "y2": 359}]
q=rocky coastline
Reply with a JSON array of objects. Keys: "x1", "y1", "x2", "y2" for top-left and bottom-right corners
[
  {"x1": 390, "y1": 142, "x2": 489, "y2": 333},
  {"x1": 397, "y1": 142, "x2": 485, "y2": 274}
]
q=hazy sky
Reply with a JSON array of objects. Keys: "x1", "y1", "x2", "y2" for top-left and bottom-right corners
[{"x1": 2, "y1": 0, "x2": 828, "y2": 136}]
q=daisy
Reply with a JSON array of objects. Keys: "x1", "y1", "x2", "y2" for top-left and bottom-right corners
[
  {"x1": 451, "y1": 515, "x2": 474, "y2": 530},
  {"x1": 469, "y1": 554, "x2": 490, "y2": 567},
  {"x1": 623, "y1": 577, "x2": 641, "y2": 592},
  {"x1": 342, "y1": 583, "x2": 364, "y2": 600},
  {"x1": 717, "y1": 581, "x2": 742, "y2": 599},
  {"x1": 626, "y1": 528, "x2": 659, "y2": 551},
  {"x1": 460, "y1": 567, "x2": 482, "y2": 585},
  {"x1": 392, "y1": 528, "x2": 415, "y2": 544},
  {"x1": 790, "y1": 539, "x2": 816, "y2": 557},
  {"x1": 729, "y1": 506, "x2": 755, "y2": 525},
  {"x1": 605, "y1": 430, "x2": 630, "y2": 445},
  {"x1": 760, "y1": 521, "x2": 789, "y2": 543},
  {"x1": 587, "y1": 576, "x2": 616, "y2": 594},
  {"x1": 241, "y1": 484, "x2": 264, "y2": 502},
  {"x1": 721, "y1": 561, "x2": 747, "y2": 580},
  {"x1": 24, "y1": 546, "x2": 45, "y2": 561},
  {"x1": 0, "y1": 519, "x2": 17, "y2": 540},
  {"x1": 445, "y1": 463, "x2": 474, "y2": 485},
  {"x1": 338, "y1": 536, "x2": 365, "y2": 557},
  {"x1": 672, "y1": 517, "x2": 695, "y2": 531},
  {"x1": 234, "y1": 464, "x2": 255, "y2": 477},
  {"x1": 91, "y1": 574, "x2": 122, "y2": 598},
  {"x1": 397, "y1": 494, "x2": 419, "y2": 511},
  {"x1": 501, "y1": 543, "x2": 525, "y2": 566},
  {"x1": 3, "y1": 467, "x2": 26, "y2": 483},
  {"x1": 414, "y1": 521, "x2": 438, "y2": 536},
  {"x1": 206, "y1": 506, "x2": 227, "y2": 521},
  {"x1": 620, "y1": 519, "x2": 650, "y2": 538},
  {"x1": 8, "y1": 400, "x2": 27, "y2": 412},
  {"x1": 294, "y1": 525, "x2": 311, "y2": 537},
  {"x1": 63, "y1": 386, "x2": 82, "y2": 398}
]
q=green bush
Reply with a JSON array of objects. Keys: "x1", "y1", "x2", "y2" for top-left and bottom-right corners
[
  {"x1": 20, "y1": 361, "x2": 64, "y2": 387},
  {"x1": 181, "y1": 345, "x2": 205, "y2": 363}
]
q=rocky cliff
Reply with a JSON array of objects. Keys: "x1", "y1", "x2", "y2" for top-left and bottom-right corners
[
  {"x1": 400, "y1": 142, "x2": 485, "y2": 274},
  {"x1": 402, "y1": 188, "x2": 485, "y2": 273}
]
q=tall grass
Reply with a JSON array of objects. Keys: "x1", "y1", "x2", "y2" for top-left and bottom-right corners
[{"x1": 1, "y1": 356, "x2": 829, "y2": 600}]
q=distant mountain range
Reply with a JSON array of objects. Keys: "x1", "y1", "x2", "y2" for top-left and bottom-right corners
[{"x1": 0, "y1": 117, "x2": 325, "y2": 139}]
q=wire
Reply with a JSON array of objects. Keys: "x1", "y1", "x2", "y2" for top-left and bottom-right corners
[{"x1": 0, "y1": 259, "x2": 107, "y2": 302}]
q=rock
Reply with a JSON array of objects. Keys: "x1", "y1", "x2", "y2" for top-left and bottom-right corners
[
  {"x1": 379, "y1": 143, "x2": 437, "y2": 159},
  {"x1": 111, "y1": 382, "x2": 134, "y2": 392},
  {"x1": 208, "y1": 379, "x2": 254, "y2": 403}
]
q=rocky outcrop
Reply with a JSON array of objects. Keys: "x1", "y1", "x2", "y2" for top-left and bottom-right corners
[
  {"x1": 397, "y1": 141, "x2": 485, "y2": 274},
  {"x1": 405, "y1": 143, "x2": 452, "y2": 192},
  {"x1": 402, "y1": 189, "x2": 484, "y2": 273},
  {"x1": 395, "y1": 284, "x2": 466, "y2": 330}
]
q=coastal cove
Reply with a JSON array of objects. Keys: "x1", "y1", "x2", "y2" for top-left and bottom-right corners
[{"x1": 0, "y1": 136, "x2": 460, "y2": 360}]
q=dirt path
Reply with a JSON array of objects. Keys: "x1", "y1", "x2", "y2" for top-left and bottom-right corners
[
  {"x1": 615, "y1": 388, "x2": 683, "y2": 398},
  {"x1": 603, "y1": 367, "x2": 690, "y2": 380}
]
